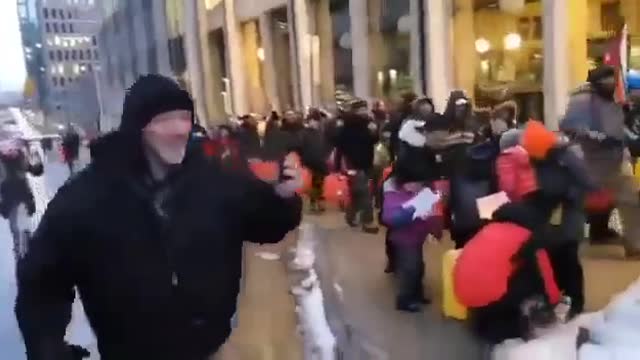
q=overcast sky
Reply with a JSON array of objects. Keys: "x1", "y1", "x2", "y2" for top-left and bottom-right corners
[{"x1": 0, "y1": 0, "x2": 27, "y2": 93}]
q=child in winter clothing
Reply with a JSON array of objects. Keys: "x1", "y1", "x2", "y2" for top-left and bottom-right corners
[{"x1": 382, "y1": 178, "x2": 443, "y2": 312}]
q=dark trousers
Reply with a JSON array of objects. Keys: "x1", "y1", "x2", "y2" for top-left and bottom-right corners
[
  {"x1": 394, "y1": 243, "x2": 425, "y2": 305},
  {"x1": 470, "y1": 254, "x2": 548, "y2": 344},
  {"x1": 309, "y1": 172, "x2": 325, "y2": 205},
  {"x1": 346, "y1": 170, "x2": 374, "y2": 225},
  {"x1": 385, "y1": 231, "x2": 395, "y2": 269},
  {"x1": 371, "y1": 166, "x2": 383, "y2": 208},
  {"x1": 548, "y1": 242, "x2": 584, "y2": 314}
]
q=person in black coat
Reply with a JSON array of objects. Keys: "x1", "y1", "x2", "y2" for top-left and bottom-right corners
[
  {"x1": 334, "y1": 99, "x2": 380, "y2": 233},
  {"x1": 61, "y1": 125, "x2": 81, "y2": 175},
  {"x1": 15, "y1": 74, "x2": 302, "y2": 360}
]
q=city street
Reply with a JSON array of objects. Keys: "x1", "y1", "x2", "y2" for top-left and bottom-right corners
[{"x1": 1, "y1": 165, "x2": 640, "y2": 359}]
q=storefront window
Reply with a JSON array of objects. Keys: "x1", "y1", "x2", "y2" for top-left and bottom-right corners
[
  {"x1": 461, "y1": 0, "x2": 544, "y2": 122},
  {"x1": 367, "y1": 0, "x2": 412, "y2": 102},
  {"x1": 270, "y1": 7, "x2": 295, "y2": 111},
  {"x1": 330, "y1": 0, "x2": 353, "y2": 106}
]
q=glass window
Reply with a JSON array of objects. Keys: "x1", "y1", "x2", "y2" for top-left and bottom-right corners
[
  {"x1": 460, "y1": 0, "x2": 544, "y2": 122},
  {"x1": 53, "y1": 23, "x2": 59, "y2": 33},
  {"x1": 69, "y1": 23, "x2": 74, "y2": 33},
  {"x1": 79, "y1": 50, "x2": 84, "y2": 60},
  {"x1": 60, "y1": 77, "x2": 66, "y2": 87},
  {"x1": 61, "y1": 23, "x2": 67, "y2": 33},
  {"x1": 52, "y1": 77, "x2": 58, "y2": 86},
  {"x1": 49, "y1": 51, "x2": 55, "y2": 60},
  {"x1": 60, "y1": 9, "x2": 65, "y2": 19},
  {"x1": 46, "y1": 23, "x2": 51, "y2": 33},
  {"x1": 68, "y1": 11, "x2": 72, "y2": 19},
  {"x1": 330, "y1": 0, "x2": 353, "y2": 103},
  {"x1": 51, "y1": 8, "x2": 57, "y2": 18},
  {"x1": 65, "y1": 50, "x2": 69, "y2": 60},
  {"x1": 87, "y1": 49, "x2": 92, "y2": 60},
  {"x1": 57, "y1": 50, "x2": 63, "y2": 61},
  {"x1": 367, "y1": 0, "x2": 412, "y2": 101},
  {"x1": 43, "y1": 8, "x2": 49, "y2": 19},
  {"x1": 92, "y1": 36, "x2": 97, "y2": 46},
  {"x1": 71, "y1": 50, "x2": 77, "y2": 60},
  {"x1": 94, "y1": 49, "x2": 99, "y2": 60}
]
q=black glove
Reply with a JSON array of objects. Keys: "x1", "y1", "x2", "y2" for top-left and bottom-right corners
[{"x1": 67, "y1": 343, "x2": 90, "y2": 360}]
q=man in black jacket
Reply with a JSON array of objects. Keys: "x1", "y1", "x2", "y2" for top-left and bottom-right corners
[
  {"x1": 335, "y1": 99, "x2": 379, "y2": 233},
  {"x1": 15, "y1": 74, "x2": 302, "y2": 360}
]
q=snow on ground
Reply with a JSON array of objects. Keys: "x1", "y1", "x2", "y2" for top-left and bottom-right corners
[{"x1": 0, "y1": 111, "x2": 98, "y2": 359}]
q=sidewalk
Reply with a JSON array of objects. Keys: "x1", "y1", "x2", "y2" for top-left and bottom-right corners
[{"x1": 221, "y1": 214, "x2": 640, "y2": 360}]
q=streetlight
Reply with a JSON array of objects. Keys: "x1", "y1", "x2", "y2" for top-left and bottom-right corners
[
  {"x1": 475, "y1": 38, "x2": 491, "y2": 54},
  {"x1": 504, "y1": 33, "x2": 522, "y2": 51}
]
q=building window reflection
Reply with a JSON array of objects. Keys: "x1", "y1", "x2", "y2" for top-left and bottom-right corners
[
  {"x1": 330, "y1": 0, "x2": 353, "y2": 105},
  {"x1": 367, "y1": 0, "x2": 412, "y2": 102}
]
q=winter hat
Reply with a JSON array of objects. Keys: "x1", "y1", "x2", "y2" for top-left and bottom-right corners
[
  {"x1": 120, "y1": 74, "x2": 194, "y2": 134},
  {"x1": 499, "y1": 128, "x2": 523, "y2": 151},
  {"x1": 521, "y1": 120, "x2": 557, "y2": 160}
]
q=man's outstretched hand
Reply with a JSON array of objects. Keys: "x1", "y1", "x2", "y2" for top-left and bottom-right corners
[{"x1": 274, "y1": 153, "x2": 303, "y2": 198}]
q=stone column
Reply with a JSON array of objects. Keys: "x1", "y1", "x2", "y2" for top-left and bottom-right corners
[
  {"x1": 315, "y1": 0, "x2": 336, "y2": 106},
  {"x1": 423, "y1": 0, "x2": 453, "y2": 112},
  {"x1": 153, "y1": 0, "x2": 172, "y2": 76},
  {"x1": 568, "y1": 0, "x2": 589, "y2": 90},
  {"x1": 543, "y1": 0, "x2": 569, "y2": 130},
  {"x1": 184, "y1": 0, "x2": 208, "y2": 123},
  {"x1": 242, "y1": 21, "x2": 268, "y2": 114},
  {"x1": 289, "y1": 0, "x2": 314, "y2": 110},
  {"x1": 259, "y1": 13, "x2": 282, "y2": 112},
  {"x1": 196, "y1": 0, "x2": 224, "y2": 125},
  {"x1": 223, "y1": 0, "x2": 248, "y2": 116},
  {"x1": 368, "y1": 0, "x2": 385, "y2": 100},
  {"x1": 410, "y1": 0, "x2": 424, "y2": 95},
  {"x1": 621, "y1": 0, "x2": 640, "y2": 34},
  {"x1": 349, "y1": 0, "x2": 370, "y2": 101},
  {"x1": 452, "y1": 0, "x2": 476, "y2": 99}
]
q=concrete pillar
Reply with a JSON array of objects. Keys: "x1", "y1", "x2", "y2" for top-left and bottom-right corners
[
  {"x1": 423, "y1": 0, "x2": 453, "y2": 112},
  {"x1": 204, "y1": 30, "x2": 227, "y2": 123},
  {"x1": 259, "y1": 13, "x2": 282, "y2": 112},
  {"x1": 289, "y1": 0, "x2": 314, "y2": 110},
  {"x1": 223, "y1": 0, "x2": 248, "y2": 115},
  {"x1": 132, "y1": 1, "x2": 148, "y2": 76},
  {"x1": 315, "y1": 0, "x2": 336, "y2": 106},
  {"x1": 543, "y1": 0, "x2": 569, "y2": 130},
  {"x1": 184, "y1": 0, "x2": 208, "y2": 123},
  {"x1": 621, "y1": 0, "x2": 640, "y2": 34},
  {"x1": 368, "y1": 0, "x2": 385, "y2": 100},
  {"x1": 452, "y1": 0, "x2": 476, "y2": 99},
  {"x1": 242, "y1": 21, "x2": 268, "y2": 114},
  {"x1": 410, "y1": 0, "x2": 423, "y2": 95},
  {"x1": 568, "y1": 0, "x2": 589, "y2": 90},
  {"x1": 153, "y1": 0, "x2": 172, "y2": 76},
  {"x1": 196, "y1": 0, "x2": 223, "y2": 125},
  {"x1": 349, "y1": 0, "x2": 370, "y2": 101}
]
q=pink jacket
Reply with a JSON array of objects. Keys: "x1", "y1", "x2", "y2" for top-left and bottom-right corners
[{"x1": 495, "y1": 146, "x2": 538, "y2": 201}]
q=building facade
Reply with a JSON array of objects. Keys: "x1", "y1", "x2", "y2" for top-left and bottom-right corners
[
  {"x1": 170, "y1": 0, "x2": 640, "y2": 130},
  {"x1": 30, "y1": 0, "x2": 103, "y2": 134},
  {"x1": 68, "y1": 0, "x2": 640, "y2": 131},
  {"x1": 16, "y1": 0, "x2": 48, "y2": 109},
  {"x1": 95, "y1": 0, "x2": 173, "y2": 131}
]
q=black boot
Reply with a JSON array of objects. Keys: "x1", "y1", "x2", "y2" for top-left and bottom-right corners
[{"x1": 396, "y1": 299, "x2": 422, "y2": 313}]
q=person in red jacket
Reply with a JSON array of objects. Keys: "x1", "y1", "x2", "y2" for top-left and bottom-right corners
[{"x1": 454, "y1": 202, "x2": 561, "y2": 344}]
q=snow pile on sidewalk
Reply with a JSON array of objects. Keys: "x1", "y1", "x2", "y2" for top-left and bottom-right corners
[{"x1": 492, "y1": 277, "x2": 640, "y2": 360}]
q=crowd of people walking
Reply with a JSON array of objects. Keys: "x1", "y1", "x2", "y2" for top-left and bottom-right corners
[{"x1": 8, "y1": 65, "x2": 640, "y2": 358}]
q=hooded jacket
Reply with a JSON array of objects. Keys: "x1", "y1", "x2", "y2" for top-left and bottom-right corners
[
  {"x1": 16, "y1": 75, "x2": 302, "y2": 360},
  {"x1": 334, "y1": 114, "x2": 378, "y2": 171}
]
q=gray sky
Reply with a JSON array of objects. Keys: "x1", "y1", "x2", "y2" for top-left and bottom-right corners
[{"x1": 0, "y1": 0, "x2": 27, "y2": 93}]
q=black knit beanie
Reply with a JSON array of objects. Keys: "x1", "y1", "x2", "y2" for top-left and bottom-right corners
[{"x1": 120, "y1": 74, "x2": 194, "y2": 134}]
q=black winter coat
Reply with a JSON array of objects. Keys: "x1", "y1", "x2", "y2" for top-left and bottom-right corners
[
  {"x1": 15, "y1": 131, "x2": 302, "y2": 360},
  {"x1": 334, "y1": 118, "x2": 378, "y2": 172}
]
